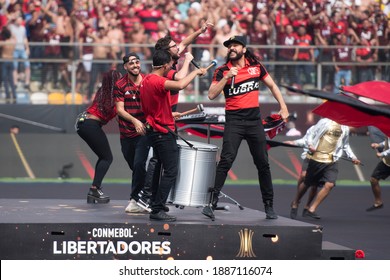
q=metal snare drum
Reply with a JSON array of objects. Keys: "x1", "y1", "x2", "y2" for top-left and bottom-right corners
[{"x1": 170, "y1": 140, "x2": 218, "y2": 207}]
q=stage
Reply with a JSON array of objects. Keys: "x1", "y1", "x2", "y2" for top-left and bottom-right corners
[{"x1": 0, "y1": 197, "x2": 355, "y2": 260}]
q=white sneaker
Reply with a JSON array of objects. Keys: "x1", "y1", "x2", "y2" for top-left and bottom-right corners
[
  {"x1": 125, "y1": 199, "x2": 147, "y2": 213},
  {"x1": 136, "y1": 197, "x2": 152, "y2": 213}
]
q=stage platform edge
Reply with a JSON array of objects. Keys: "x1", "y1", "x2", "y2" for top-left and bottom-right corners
[{"x1": 0, "y1": 199, "x2": 354, "y2": 260}]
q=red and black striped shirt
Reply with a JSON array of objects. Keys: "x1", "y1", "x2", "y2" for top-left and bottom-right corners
[
  {"x1": 114, "y1": 74, "x2": 146, "y2": 139},
  {"x1": 212, "y1": 59, "x2": 268, "y2": 120}
]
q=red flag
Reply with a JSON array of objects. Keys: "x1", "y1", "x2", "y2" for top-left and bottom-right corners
[
  {"x1": 341, "y1": 81, "x2": 390, "y2": 105},
  {"x1": 313, "y1": 101, "x2": 390, "y2": 137}
]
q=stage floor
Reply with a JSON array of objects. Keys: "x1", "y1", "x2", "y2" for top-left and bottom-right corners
[{"x1": 1, "y1": 182, "x2": 389, "y2": 260}]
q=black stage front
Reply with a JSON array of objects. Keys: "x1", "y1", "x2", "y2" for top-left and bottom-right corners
[{"x1": 0, "y1": 198, "x2": 356, "y2": 260}]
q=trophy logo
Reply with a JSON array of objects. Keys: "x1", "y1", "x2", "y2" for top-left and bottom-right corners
[{"x1": 236, "y1": 228, "x2": 256, "y2": 258}]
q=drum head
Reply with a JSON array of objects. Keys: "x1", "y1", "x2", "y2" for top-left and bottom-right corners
[{"x1": 177, "y1": 139, "x2": 218, "y2": 151}]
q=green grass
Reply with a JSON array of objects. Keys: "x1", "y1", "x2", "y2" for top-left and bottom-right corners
[{"x1": 0, "y1": 177, "x2": 389, "y2": 187}]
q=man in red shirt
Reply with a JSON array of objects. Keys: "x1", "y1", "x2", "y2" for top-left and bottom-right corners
[
  {"x1": 140, "y1": 50, "x2": 206, "y2": 221},
  {"x1": 204, "y1": 36, "x2": 289, "y2": 220}
]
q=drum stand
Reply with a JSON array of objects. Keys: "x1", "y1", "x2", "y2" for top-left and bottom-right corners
[{"x1": 202, "y1": 191, "x2": 244, "y2": 221}]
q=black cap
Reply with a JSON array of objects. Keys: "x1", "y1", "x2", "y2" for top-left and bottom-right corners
[
  {"x1": 123, "y1": 52, "x2": 140, "y2": 64},
  {"x1": 223, "y1": 35, "x2": 247, "y2": 48}
]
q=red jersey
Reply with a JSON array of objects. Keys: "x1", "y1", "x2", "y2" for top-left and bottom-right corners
[
  {"x1": 333, "y1": 46, "x2": 353, "y2": 70},
  {"x1": 294, "y1": 34, "x2": 312, "y2": 61},
  {"x1": 140, "y1": 74, "x2": 175, "y2": 133},
  {"x1": 165, "y1": 68, "x2": 178, "y2": 110},
  {"x1": 86, "y1": 100, "x2": 116, "y2": 125},
  {"x1": 114, "y1": 74, "x2": 146, "y2": 139},
  {"x1": 137, "y1": 9, "x2": 162, "y2": 33},
  {"x1": 211, "y1": 59, "x2": 268, "y2": 117}
]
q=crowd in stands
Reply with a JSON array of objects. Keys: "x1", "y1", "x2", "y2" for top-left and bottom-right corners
[{"x1": 0, "y1": 0, "x2": 389, "y2": 103}]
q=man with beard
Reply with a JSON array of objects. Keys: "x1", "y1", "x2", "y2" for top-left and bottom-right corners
[
  {"x1": 140, "y1": 21, "x2": 214, "y2": 209},
  {"x1": 140, "y1": 50, "x2": 207, "y2": 221},
  {"x1": 203, "y1": 36, "x2": 289, "y2": 220},
  {"x1": 114, "y1": 53, "x2": 151, "y2": 213},
  {"x1": 154, "y1": 19, "x2": 213, "y2": 111}
]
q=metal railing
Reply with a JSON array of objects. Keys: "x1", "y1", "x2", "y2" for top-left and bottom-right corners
[{"x1": 0, "y1": 43, "x2": 389, "y2": 104}]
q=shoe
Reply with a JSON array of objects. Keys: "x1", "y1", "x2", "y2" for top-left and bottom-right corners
[
  {"x1": 136, "y1": 197, "x2": 152, "y2": 213},
  {"x1": 87, "y1": 187, "x2": 110, "y2": 204},
  {"x1": 305, "y1": 210, "x2": 321, "y2": 219},
  {"x1": 290, "y1": 207, "x2": 298, "y2": 219},
  {"x1": 302, "y1": 208, "x2": 309, "y2": 217},
  {"x1": 150, "y1": 211, "x2": 176, "y2": 222},
  {"x1": 126, "y1": 199, "x2": 147, "y2": 213},
  {"x1": 366, "y1": 204, "x2": 384, "y2": 212},
  {"x1": 264, "y1": 201, "x2": 278, "y2": 219},
  {"x1": 202, "y1": 205, "x2": 215, "y2": 220},
  {"x1": 210, "y1": 190, "x2": 220, "y2": 210}
]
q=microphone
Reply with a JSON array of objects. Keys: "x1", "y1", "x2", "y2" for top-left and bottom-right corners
[
  {"x1": 191, "y1": 59, "x2": 200, "y2": 69},
  {"x1": 231, "y1": 76, "x2": 235, "y2": 89}
]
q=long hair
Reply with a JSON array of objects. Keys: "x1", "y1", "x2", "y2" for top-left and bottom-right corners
[
  {"x1": 92, "y1": 70, "x2": 122, "y2": 117},
  {"x1": 225, "y1": 48, "x2": 262, "y2": 66}
]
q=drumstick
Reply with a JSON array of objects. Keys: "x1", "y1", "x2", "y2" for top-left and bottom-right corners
[
  {"x1": 180, "y1": 104, "x2": 204, "y2": 116},
  {"x1": 181, "y1": 107, "x2": 199, "y2": 116}
]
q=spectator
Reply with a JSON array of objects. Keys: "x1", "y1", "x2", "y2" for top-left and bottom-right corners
[
  {"x1": 106, "y1": 18, "x2": 125, "y2": 72},
  {"x1": 209, "y1": 21, "x2": 245, "y2": 66},
  {"x1": 293, "y1": 24, "x2": 315, "y2": 88},
  {"x1": 87, "y1": 26, "x2": 115, "y2": 102},
  {"x1": 248, "y1": 16, "x2": 272, "y2": 61},
  {"x1": 274, "y1": 24, "x2": 296, "y2": 87},
  {"x1": 374, "y1": 12, "x2": 390, "y2": 81},
  {"x1": 1, "y1": 26, "x2": 16, "y2": 103},
  {"x1": 355, "y1": 38, "x2": 377, "y2": 82},
  {"x1": 9, "y1": 15, "x2": 31, "y2": 90},
  {"x1": 313, "y1": 13, "x2": 334, "y2": 91},
  {"x1": 25, "y1": 6, "x2": 45, "y2": 71},
  {"x1": 137, "y1": 0, "x2": 163, "y2": 35},
  {"x1": 332, "y1": 33, "x2": 355, "y2": 94},
  {"x1": 126, "y1": 21, "x2": 152, "y2": 72},
  {"x1": 40, "y1": 21, "x2": 61, "y2": 90},
  {"x1": 78, "y1": 23, "x2": 94, "y2": 97}
]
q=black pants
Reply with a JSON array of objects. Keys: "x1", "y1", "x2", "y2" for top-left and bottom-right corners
[
  {"x1": 148, "y1": 131, "x2": 179, "y2": 213},
  {"x1": 120, "y1": 135, "x2": 151, "y2": 200},
  {"x1": 214, "y1": 119, "x2": 274, "y2": 204},
  {"x1": 77, "y1": 119, "x2": 113, "y2": 188}
]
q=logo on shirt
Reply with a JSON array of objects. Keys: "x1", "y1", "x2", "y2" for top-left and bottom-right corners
[
  {"x1": 227, "y1": 81, "x2": 260, "y2": 96},
  {"x1": 247, "y1": 67, "x2": 260, "y2": 76},
  {"x1": 125, "y1": 91, "x2": 130, "y2": 95}
]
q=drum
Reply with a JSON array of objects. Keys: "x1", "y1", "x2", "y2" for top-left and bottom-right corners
[{"x1": 170, "y1": 140, "x2": 219, "y2": 207}]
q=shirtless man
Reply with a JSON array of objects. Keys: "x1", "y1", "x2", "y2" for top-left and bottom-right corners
[
  {"x1": 1, "y1": 27, "x2": 17, "y2": 103},
  {"x1": 127, "y1": 21, "x2": 151, "y2": 72},
  {"x1": 41, "y1": 1, "x2": 74, "y2": 90},
  {"x1": 42, "y1": 0, "x2": 74, "y2": 59},
  {"x1": 209, "y1": 22, "x2": 244, "y2": 65},
  {"x1": 107, "y1": 18, "x2": 125, "y2": 72},
  {"x1": 87, "y1": 26, "x2": 116, "y2": 101}
]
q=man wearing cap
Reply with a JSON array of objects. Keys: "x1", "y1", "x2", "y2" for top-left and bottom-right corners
[
  {"x1": 203, "y1": 35, "x2": 289, "y2": 220},
  {"x1": 114, "y1": 53, "x2": 151, "y2": 213}
]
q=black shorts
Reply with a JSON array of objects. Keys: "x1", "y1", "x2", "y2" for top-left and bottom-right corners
[
  {"x1": 371, "y1": 161, "x2": 390, "y2": 180},
  {"x1": 302, "y1": 157, "x2": 310, "y2": 172},
  {"x1": 304, "y1": 160, "x2": 338, "y2": 187}
]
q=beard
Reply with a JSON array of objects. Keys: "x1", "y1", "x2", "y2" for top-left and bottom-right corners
[
  {"x1": 128, "y1": 68, "x2": 140, "y2": 77},
  {"x1": 171, "y1": 52, "x2": 180, "y2": 60},
  {"x1": 228, "y1": 50, "x2": 244, "y2": 61}
]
